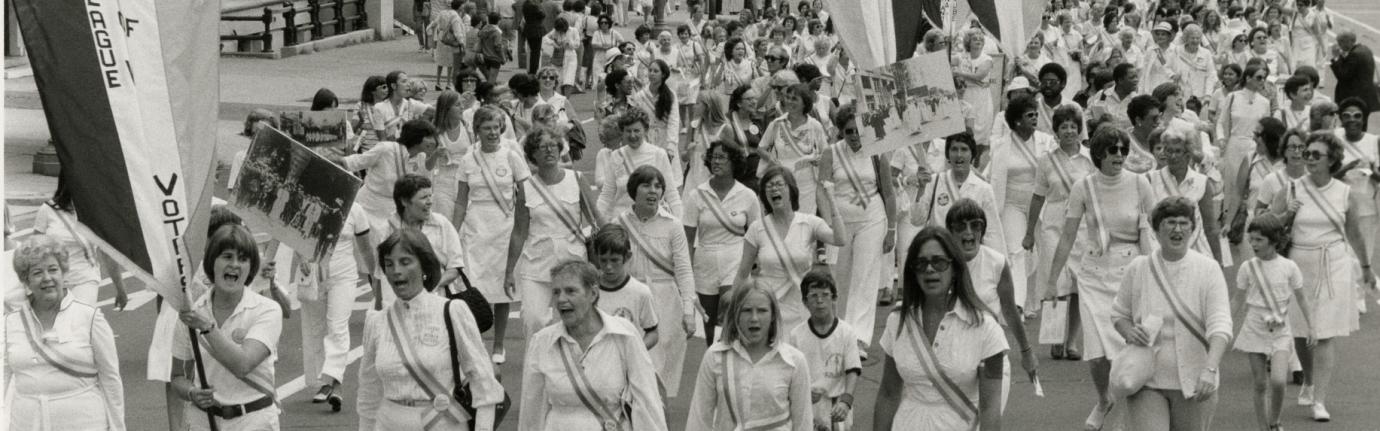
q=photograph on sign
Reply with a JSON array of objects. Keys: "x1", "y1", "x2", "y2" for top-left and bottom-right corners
[
  {"x1": 228, "y1": 127, "x2": 363, "y2": 262},
  {"x1": 279, "y1": 110, "x2": 351, "y2": 151},
  {"x1": 852, "y1": 51, "x2": 966, "y2": 157}
]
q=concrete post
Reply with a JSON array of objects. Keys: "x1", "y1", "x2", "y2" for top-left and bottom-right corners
[{"x1": 368, "y1": 0, "x2": 395, "y2": 40}]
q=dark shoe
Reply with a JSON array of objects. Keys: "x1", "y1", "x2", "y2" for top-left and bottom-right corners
[
  {"x1": 1292, "y1": 370, "x2": 1305, "y2": 385},
  {"x1": 1065, "y1": 348, "x2": 1082, "y2": 361},
  {"x1": 1050, "y1": 344, "x2": 1066, "y2": 360},
  {"x1": 327, "y1": 389, "x2": 343, "y2": 413}
]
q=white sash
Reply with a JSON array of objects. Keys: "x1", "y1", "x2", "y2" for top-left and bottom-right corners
[
  {"x1": 721, "y1": 350, "x2": 792, "y2": 431},
  {"x1": 832, "y1": 143, "x2": 870, "y2": 209},
  {"x1": 558, "y1": 340, "x2": 627, "y2": 431},
  {"x1": 618, "y1": 212, "x2": 677, "y2": 276},
  {"x1": 19, "y1": 307, "x2": 98, "y2": 378},
  {"x1": 903, "y1": 316, "x2": 979, "y2": 430},
  {"x1": 1084, "y1": 179, "x2": 1112, "y2": 253},
  {"x1": 472, "y1": 150, "x2": 514, "y2": 216},
  {"x1": 1340, "y1": 137, "x2": 1375, "y2": 167},
  {"x1": 697, "y1": 188, "x2": 747, "y2": 236},
  {"x1": 773, "y1": 118, "x2": 813, "y2": 159},
  {"x1": 1047, "y1": 152, "x2": 1075, "y2": 193},
  {"x1": 1148, "y1": 256, "x2": 1211, "y2": 349},
  {"x1": 618, "y1": 147, "x2": 637, "y2": 175},
  {"x1": 1010, "y1": 135, "x2": 1039, "y2": 170},
  {"x1": 762, "y1": 217, "x2": 805, "y2": 289},
  {"x1": 386, "y1": 302, "x2": 470, "y2": 429},
  {"x1": 527, "y1": 175, "x2": 587, "y2": 243},
  {"x1": 1246, "y1": 258, "x2": 1285, "y2": 318},
  {"x1": 1155, "y1": 169, "x2": 1212, "y2": 253},
  {"x1": 1298, "y1": 178, "x2": 1347, "y2": 235}
]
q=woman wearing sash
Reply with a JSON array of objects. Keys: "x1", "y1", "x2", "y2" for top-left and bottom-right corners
[
  {"x1": 1267, "y1": 131, "x2": 1374, "y2": 422},
  {"x1": 172, "y1": 224, "x2": 283, "y2": 431},
  {"x1": 1252, "y1": 128, "x2": 1309, "y2": 217},
  {"x1": 1124, "y1": 95, "x2": 1162, "y2": 176},
  {"x1": 336, "y1": 119, "x2": 441, "y2": 245},
  {"x1": 635, "y1": 59, "x2": 683, "y2": 181},
  {"x1": 945, "y1": 199, "x2": 1039, "y2": 411},
  {"x1": 1333, "y1": 98, "x2": 1379, "y2": 274},
  {"x1": 912, "y1": 133, "x2": 1006, "y2": 252},
  {"x1": 1110, "y1": 197, "x2": 1232, "y2": 431},
  {"x1": 1225, "y1": 117, "x2": 1289, "y2": 259},
  {"x1": 720, "y1": 85, "x2": 765, "y2": 187},
  {"x1": 32, "y1": 180, "x2": 129, "y2": 307},
  {"x1": 1046, "y1": 128, "x2": 1159, "y2": 430},
  {"x1": 512, "y1": 127, "x2": 597, "y2": 336},
  {"x1": 684, "y1": 141, "x2": 761, "y2": 346},
  {"x1": 873, "y1": 227, "x2": 1008, "y2": 431},
  {"x1": 618, "y1": 165, "x2": 697, "y2": 397},
  {"x1": 358, "y1": 230, "x2": 504, "y2": 431},
  {"x1": 1276, "y1": 76, "x2": 1314, "y2": 131},
  {"x1": 734, "y1": 166, "x2": 847, "y2": 337},
  {"x1": 686, "y1": 285, "x2": 815, "y2": 431},
  {"x1": 6, "y1": 235, "x2": 124, "y2": 430},
  {"x1": 456, "y1": 106, "x2": 532, "y2": 364},
  {"x1": 378, "y1": 175, "x2": 469, "y2": 306},
  {"x1": 818, "y1": 103, "x2": 896, "y2": 349},
  {"x1": 597, "y1": 110, "x2": 685, "y2": 222},
  {"x1": 758, "y1": 83, "x2": 826, "y2": 215},
  {"x1": 432, "y1": 90, "x2": 475, "y2": 225},
  {"x1": 1216, "y1": 63, "x2": 1274, "y2": 223},
  {"x1": 1146, "y1": 124, "x2": 1225, "y2": 263},
  {"x1": 987, "y1": 95, "x2": 1056, "y2": 315},
  {"x1": 1025, "y1": 105, "x2": 1096, "y2": 360},
  {"x1": 520, "y1": 260, "x2": 669, "y2": 431}
]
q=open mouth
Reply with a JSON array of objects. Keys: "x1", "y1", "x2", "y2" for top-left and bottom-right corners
[
  {"x1": 556, "y1": 304, "x2": 575, "y2": 317},
  {"x1": 223, "y1": 270, "x2": 242, "y2": 284},
  {"x1": 961, "y1": 236, "x2": 978, "y2": 250}
]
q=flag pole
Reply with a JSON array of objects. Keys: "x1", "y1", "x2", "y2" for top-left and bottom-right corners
[{"x1": 180, "y1": 241, "x2": 219, "y2": 431}]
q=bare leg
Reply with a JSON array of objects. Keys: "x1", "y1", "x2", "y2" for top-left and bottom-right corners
[
  {"x1": 1065, "y1": 294, "x2": 1083, "y2": 357},
  {"x1": 1268, "y1": 350, "x2": 1290, "y2": 427},
  {"x1": 1248, "y1": 353, "x2": 1271, "y2": 431},
  {"x1": 1312, "y1": 338, "x2": 1335, "y2": 404},
  {"x1": 492, "y1": 303, "x2": 511, "y2": 362}
]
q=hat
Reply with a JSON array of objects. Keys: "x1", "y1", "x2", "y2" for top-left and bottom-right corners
[
  {"x1": 603, "y1": 47, "x2": 623, "y2": 69},
  {"x1": 1153, "y1": 22, "x2": 1174, "y2": 33},
  {"x1": 1006, "y1": 76, "x2": 1032, "y2": 93}
]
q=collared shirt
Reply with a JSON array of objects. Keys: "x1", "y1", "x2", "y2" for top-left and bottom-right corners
[
  {"x1": 519, "y1": 311, "x2": 668, "y2": 431},
  {"x1": 1112, "y1": 251, "x2": 1232, "y2": 396},
  {"x1": 912, "y1": 171, "x2": 1006, "y2": 252},
  {"x1": 1088, "y1": 88, "x2": 1140, "y2": 132},
  {"x1": 357, "y1": 292, "x2": 505, "y2": 430},
  {"x1": 459, "y1": 145, "x2": 532, "y2": 205},
  {"x1": 1033, "y1": 146, "x2": 1096, "y2": 221},
  {"x1": 687, "y1": 341, "x2": 814, "y2": 431},
  {"x1": 683, "y1": 180, "x2": 760, "y2": 247},
  {"x1": 876, "y1": 307, "x2": 1007, "y2": 431},
  {"x1": 617, "y1": 208, "x2": 696, "y2": 312},
  {"x1": 172, "y1": 288, "x2": 282, "y2": 405},
  {"x1": 344, "y1": 141, "x2": 421, "y2": 220},
  {"x1": 1138, "y1": 43, "x2": 1178, "y2": 93},
  {"x1": 784, "y1": 318, "x2": 862, "y2": 398},
  {"x1": 597, "y1": 143, "x2": 685, "y2": 220},
  {"x1": 371, "y1": 99, "x2": 430, "y2": 141},
  {"x1": 5, "y1": 295, "x2": 125, "y2": 429},
  {"x1": 382, "y1": 213, "x2": 467, "y2": 272},
  {"x1": 519, "y1": 170, "x2": 591, "y2": 282}
]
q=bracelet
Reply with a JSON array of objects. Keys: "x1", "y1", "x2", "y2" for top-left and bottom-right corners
[{"x1": 837, "y1": 393, "x2": 854, "y2": 408}]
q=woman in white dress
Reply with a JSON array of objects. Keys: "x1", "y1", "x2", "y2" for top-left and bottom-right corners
[
  {"x1": 589, "y1": 16, "x2": 625, "y2": 88},
  {"x1": 873, "y1": 227, "x2": 1008, "y2": 430},
  {"x1": 686, "y1": 285, "x2": 814, "y2": 431},
  {"x1": 673, "y1": 25, "x2": 707, "y2": 136},
  {"x1": 431, "y1": 90, "x2": 474, "y2": 224},
  {"x1": 617, "y1": 166, "x2": 697, "y2": 398},
  {"x1": 1247, "y1": 27, "x2": 1291, "y2": 94},
  {"x1": 1046, "y1": 128, "x2": 1159, "y2": 430},
  {"x1": 819, "y1": 104, "x2": 897, "y2": 349},
  {"x1": 357, "y1": 229, "x2": 504, "y2": 431},
  {"x1": 1110, "y1": 197, "x2": 1233, "y2": 431},
  {"x1": 541, "y1": 17, "x2": 581, "y2": 95},
  {"x1": 6, "y1": 235, "x2": 125, "y2": 430},
  {"x1": 1217, "y1": 63, "x2": 1275, "y2": 232},
  {"x1": 684, "y1": 141, "x2": 761, "y2": 345},
  {"x1": 519, "y1": 260, "x2": 668, "y2": 431},
  {"x1": 511, "y1": 128, "x2": 596, "y2": 335},
  {"x1": 1334, "y1": 98, "x2": 1379, "y2": 274},
  {"x1": 32, "y1": 181, "x2": 129, "y2": 307},
  {"x1": 636, "y1": 59, "x2": 684, "y2": 181},
  {"x1": 758, "y1": 83, "x2": 827, "y2": 215},
  {"x1": 954, "y1": 29, "x2": 996, "y2": 145},
  {"x1": 1146, "y1": 124, "x2": 1224, "y2": 263},
  {"x1": 1266, "y1": 131, "x2": 1374, "y2": 422},
  {"x1": 1276, "y1": 75, "x2": 1316, "y2": 130},
  {"x1": 1026, "y1": 106, "x2": 1097, "y2": 360},
  {"x1": 455, "y1": 106, "x2": 532, "y2": 364},
  {"x1": 734, "y1": 166, "x2": 847, "y2": 338},
  {"x1": 1291, "y1": 1, "x2": 1330, "y2": 74}
]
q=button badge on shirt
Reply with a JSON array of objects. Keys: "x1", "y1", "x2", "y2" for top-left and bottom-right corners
[{"x1": 420, "y1": 326, "x2": 444, "y2": 347}]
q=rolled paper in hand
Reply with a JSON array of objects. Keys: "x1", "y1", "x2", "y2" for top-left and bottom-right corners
[{"x1": 1034, "y1": 376, "x2": 1045, "y2": 397}]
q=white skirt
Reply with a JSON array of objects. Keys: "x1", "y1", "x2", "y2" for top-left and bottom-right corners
[{"x1": 461, "y1": 203, "x2": 518, "y2": 303}]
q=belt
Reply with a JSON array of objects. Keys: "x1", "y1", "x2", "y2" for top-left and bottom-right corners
[
  {"x1": 208, "y1": 396, "x2": 273, "y2": 420},
  {"x1": 388, "y1": 398, "x2": 434, "y2": 407}
]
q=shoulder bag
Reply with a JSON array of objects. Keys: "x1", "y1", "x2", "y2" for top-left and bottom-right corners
[
  {"x1": 447, "y1": 268, "x2": 495, "y2": 333},
  {"x1": 444, "y1": 300, "x2": 512, "y2": 428}
]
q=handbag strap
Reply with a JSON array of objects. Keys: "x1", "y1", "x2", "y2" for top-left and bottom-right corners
[
  {"x1": 526, "y1": 174, "x2": 588, "y2": 243},
  {"x1": 1147, "y1": 255, "x2": 1211, "y2": 349},
  {"x1": 442, "y1": 300, "x2": 466, "y2": 402}
]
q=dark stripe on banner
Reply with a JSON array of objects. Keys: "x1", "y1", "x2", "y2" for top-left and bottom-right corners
[
  {"x1": 12, "y1": 0, "x2": 153, "y2": 273},
  {"x1": 967, "y1": 0, "x2": 1002, "y2": 41},
  {"x1": 896, "y1": 0, "x2": 931, "y2": 62}
]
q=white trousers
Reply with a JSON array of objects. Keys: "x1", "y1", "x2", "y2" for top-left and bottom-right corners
[
  {"x1": 183, "y1": 404, "x2": 279, "y2": 431},
  {"x1": 999, "y1": 205, "x2": 1030, "y2": 310},
  {"x1": 300, "y1": 270, "x2": 356, "y2": 387},
  {"x1": 835, "y1": 216, "x2": 887, "y2": 346}
]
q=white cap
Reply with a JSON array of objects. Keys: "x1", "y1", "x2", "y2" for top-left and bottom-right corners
[
  {"x1": 1153, "y1": 22, "x2": 1174, "y2": 33},
  {"x1": 1006, "y1": 76, "x2": 1033, "y2": 93}
]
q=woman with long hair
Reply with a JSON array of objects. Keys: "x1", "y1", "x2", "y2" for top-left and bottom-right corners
[
  {"x1": 1218, "y1": 62, "x2": 1276, "y2": 234},
  {"x1": 684, "y1": 141, "x2": 761, "y2": 346},
  {"x1": 431, "y1": 90, "x2": 474, "y2": 224},
  {"x1": 357, "y1": 229, "x2": 504, "y2": 431},
  {"x1": 635, "y1": 59, "x2": 683, "y2": 181},
  {"x1": 1045, "y1": 128, "x2": 1159, "y2": 430},
  {"x1": 873, "y1": 227, "x2": 1008, "y2": 430},
  {"x1": 356, "y1": 75, "x2": 388, "y2": 152},
  {"x1": 758, "y1": 83, "x2": 826, "y2": 215}
]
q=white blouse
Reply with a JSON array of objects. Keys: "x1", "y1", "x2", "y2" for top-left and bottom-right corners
[
  {"x1": 5, "y1": 296, "x2": 124, "y2": 429},
  {"x1": 686, "y1": 341, "x2": 814, "y2": 431},
  {"x1": 518, "y1": 170, "x2": 591, "y2": 282}
]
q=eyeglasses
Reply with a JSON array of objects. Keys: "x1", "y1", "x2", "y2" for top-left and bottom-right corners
[
  {"x1": 1340, "y1": 112, "x2": 1365, "y2": 120},
  {"x1": 912, "y1": 257, "x2": 952, "y2": 273},
  {"x1": 1161, "y1": 219, "x2": 1194, "y2": 232},
  {"x1": 537, "y1": 142, "x2": 562, "y2": 153},
  {"x1": 842, "y1": 128, "x2": 859, "y2": 136},
  {"x1": 947, "y1": 220, "x2": 986, "y2": 235},
  {"x1": 540, "y1": 75, "x2": 559, "y2": 81},
  {"x1": 1105, "y1": 145, "x2": 1131, "y2": 156},
  {"x1": 804, "y1": 291, "x2": 835, "y2": 302},
  {"x1": 766, "y1": 55, "x2": 788, "y2": 62},
  {"x1": 1303, "y1": 150, "x2": 1327, "y2": 160},
  {"x1": 772, "y1": 84, "x2": 788, "y2": 91}
]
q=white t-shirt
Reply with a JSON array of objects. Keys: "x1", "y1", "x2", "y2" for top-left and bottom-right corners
[
  {"x1": 786, "y1": 317, "x2": 862, "y2": 397},
  {"x1": 596, "y1": 276, "x2": 660, "y2": 335}
]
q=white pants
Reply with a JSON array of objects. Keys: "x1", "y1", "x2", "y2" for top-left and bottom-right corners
[
  {"x1": 835, "y1": 216, "x2": 888, "y2": 346},
  {"x1": 67, "y1": 279, "x2": 99, "y2": 307},
  {"x1": 999, "y1": 205, "x2": 1030, "y2": 310},
  {"x1": 518, "y1": 278, "x2": 554, "y2": 336},
  {"x1": 10, "y1": 386, "x2": 110, "y2": 431},
  {"x1": 184, "y1": 404, "x2": 279, "y2": 431},
  {"x1": 300, "y1": 270, "x2": 356, "y2": 387}
]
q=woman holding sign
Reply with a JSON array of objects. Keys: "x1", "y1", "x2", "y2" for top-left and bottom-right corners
[
  {"x1": 1110, "y1": 197, "x2": 1233, "y2": 430},
  {"x1": 357, "y1": 229, "x2": 504, "y2": 431},
  {"x1": 511, "y1": 128, "x2": 598, "y2": 336},
  {"x1": 617, "y1": 165, "x2": 697, "y2": 397},
  {"x1": 1045, "y1": 128, "x2": 1159, "y2": 430},
  {"x1": 519, "y1": 260, "x2": 668, "y2": 431},
  {"x1": 684, "y1": 140, "x2": 761, "y2": 345},
  {"x1": 456, "y1": 106, "x2": 533, "y2": 365},
  {"x1": 873, "y1": 227, "x2": 1007, "y2": 431},
  {"x1": 1267, "y1": 131, "x2": 1374, "y2": 422},
  {"x1": 734, "y1": 166, "x2": 847, "y2": 337},
  {"x1": 6, "y1": 235, "x2": 125, "y2": 430}
]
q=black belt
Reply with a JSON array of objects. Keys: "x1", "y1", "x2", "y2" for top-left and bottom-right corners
[{"x1": 207, "y1": 396, "x2": 273, "y2": 420}]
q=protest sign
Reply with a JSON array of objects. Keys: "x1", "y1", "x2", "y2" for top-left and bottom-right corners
[
  {"x1": 229, "y1": 127, "x2": 363, "y2": 262},
  {"x1": 852, "y1": 51, "x2": 967, "y2": 158},
  {"x1": 280, "y1": 110, "x2": 352, "y2": 151}
]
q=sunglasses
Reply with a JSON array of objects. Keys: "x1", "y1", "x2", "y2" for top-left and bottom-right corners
[
  {"x1": 1105, "y1": 145, "x2": 1131, "y2": 156},
  {"x1": 1251, "y1": 74, "x2": 1268, "y2": 80},
  {"x1": 948, "y1": 220, "x2": 986, "y2": 235},
  {"x1": 842, "y1": 128, "x2": 859, "y2": 136},
  {"x1": 1340, "y1": 112, "x2": 1365, "y2": 120},
  {"x1": 766, "y1": 55, "x2": 788, "y2": 62},
  {"x1": 1303, "y1": 150, "x2": 1328, "y2": 160},
  {"x1": 912, "y1": 257, "x2": 953, "y2": 273},
  {"x1": 540, "y1": 75, "x2": 559, "y2": 81}
]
